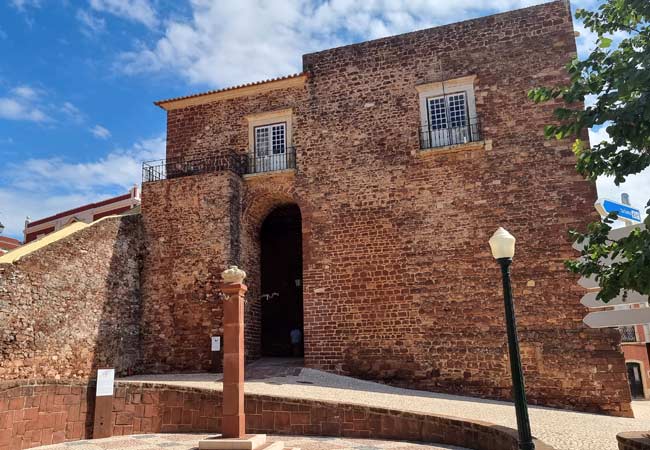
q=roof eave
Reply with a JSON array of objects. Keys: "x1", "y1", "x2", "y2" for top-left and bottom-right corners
[{"x1": 154, "y1": 72, "x2": 309, "y2": 111}]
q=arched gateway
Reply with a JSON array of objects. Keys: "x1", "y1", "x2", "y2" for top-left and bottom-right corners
[{"x1": 259, "y1": 204, "x2": 304, "y2": 357}]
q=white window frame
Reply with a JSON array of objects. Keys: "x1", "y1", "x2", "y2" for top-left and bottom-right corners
[
  {"x1": 416, "y1": 75, "x2": 478, "y2": 147},
  {"x1": 254, "y1": 122, "x2": 287, "y2": 158},
  {"x1": 246, "y1": 109, "x2": 293, "y2": 173}
]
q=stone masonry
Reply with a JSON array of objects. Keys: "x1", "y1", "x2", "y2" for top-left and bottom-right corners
[
  {"x1": 0, "y1": 215, "x2": 144, "y2": 381},
  {"x1": 138, "y1": 1, "x2": 630, "y2": 415}
]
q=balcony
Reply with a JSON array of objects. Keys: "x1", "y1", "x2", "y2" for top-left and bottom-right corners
[
  {"x1": 142, "y1": 147, "x2": 297, "y2": 183},
  {"x1": 419, "y1": 117, "x2": 481, "y2": 150},
  {"x1": 246, "y1": 147, "x2": 296, "y2": 175},
  {"x1": 620, "y1": 326, "x2": 637, "y2": 343}
]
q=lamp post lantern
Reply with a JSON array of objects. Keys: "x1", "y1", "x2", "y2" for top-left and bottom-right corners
[{"x1": 489, "y1": 227, "x2": 535, "y2": 450}]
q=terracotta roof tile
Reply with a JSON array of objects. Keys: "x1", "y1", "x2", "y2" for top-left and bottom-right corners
[{"x1": 154, "y1": 72, "x2": 309, "y2": 108}]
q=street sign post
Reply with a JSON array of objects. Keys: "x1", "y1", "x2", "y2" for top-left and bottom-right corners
[
  {"x1": 595, "y1": 198, "x2": 642, "y2": 223},
  {"x1": 581, "y1": 291, "x2": 648, "y2": 308},
  {"x1": 574, "y1": 222, "x2": 648, "y2": 328},
  {"x1": 583, "y1": 308, "x2": 650, "y2": 328}
]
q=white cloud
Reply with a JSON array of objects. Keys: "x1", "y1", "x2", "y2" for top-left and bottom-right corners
[
  {"x1": 90, "y1": 124, "x2": 111, "y2": 139},
  {"x1": 0, "y1": 135, "x2": 165, "y2": 239},
  {"x1": 76, "y1": 9, "x2": 107, "y2": 36},
  {"x1": 11, "y1": 85, "x2": 38, "y2": 100},
  {"x1": 119, "y1": 0, "x2": 547, "y2": 88},
  {"x1": 0, "y1": 86, "x2": 50, "y2": 122},
  {"x1": 10, "y1": 0, "x2": 41, "y2": 11},
  {"x1": 60, "y1": 101, "x2": 85, "y2": 124},
  {"x1": 89, "y1": 0, "x2": 158, "y2": 29},
  {"x1": 0, "y1": 86, "x2": 88, "y2": 125}
]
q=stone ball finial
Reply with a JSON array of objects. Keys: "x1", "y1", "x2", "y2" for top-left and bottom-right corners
[{"x1": 222, "y1": 265, "x2": 246, "y2": 284}]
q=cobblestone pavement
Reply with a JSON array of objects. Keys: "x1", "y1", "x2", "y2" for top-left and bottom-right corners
[
  {"x1": 120, "y1": 361, "x2": 650, "y2": 450},
  {"x1": 33, "y1": 434, "x2": 466, "y2": 450}
]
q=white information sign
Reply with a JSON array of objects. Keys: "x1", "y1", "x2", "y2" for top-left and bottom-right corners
[
  {"x1": 581, "y1": 290, "x2": 648, "y2": 308},
  {"x1": 583, "y1": 308, "x2": 650, "y2": 328},
  {"x1": 211, "y1": 336, "x2": 221, "y2": 352},
  {"x1": 96, "y1": 368, "x2": 115, "y2": 397}
]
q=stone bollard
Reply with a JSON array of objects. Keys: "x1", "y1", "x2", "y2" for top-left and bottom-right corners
[{"x1": 220, "y1": 265, "x2": 247, "y2": 439}]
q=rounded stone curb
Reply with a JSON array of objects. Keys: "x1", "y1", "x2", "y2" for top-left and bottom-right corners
[{"x1": 114, "y1": 380, "x2": 556, "y2": 450}]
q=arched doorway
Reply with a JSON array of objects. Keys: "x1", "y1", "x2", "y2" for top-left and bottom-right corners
[{"x1": 260, "y1": 204, "x2": 303, "y2": 357}]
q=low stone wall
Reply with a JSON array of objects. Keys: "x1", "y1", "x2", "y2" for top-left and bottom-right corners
[
  {"x1": 618, "y1": 432, "x2": 650, "y2": 450},
  {"x1": 0, "y1": 380, "x2": 94, "y2": 450},
  {"x1": 0, "y1": 380, "x2": 556, "y2": 450},
  {"x1": 0, "y1": 215, "x2": 144, "y2": 381},
  {"x1": 112, "y1": 382, "x2": 555, "y2": 450}
]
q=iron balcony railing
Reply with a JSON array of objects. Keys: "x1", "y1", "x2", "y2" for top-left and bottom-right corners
[
  {"x1": 620, "y1": 326, "x2": 637, "y2": 343},
  {"x1": 142, "y1": 147, "x2": 297, "y2": 183},
  {"x1": 142, "y1": 152, "x2": 246, "y2": 182},
  {"x1": 247, "y1": 147, "x2": 296, "y2": 174},
  {"x1": 419, "y1": 117, "x2": 481, "y2": 150}
]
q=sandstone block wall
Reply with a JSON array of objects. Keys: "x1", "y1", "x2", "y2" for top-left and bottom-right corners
[
  {"x1": 0, "y1": 215, "x2": 144, "y2": 381},
  {"x1": 140, "y1": 172, "x2": 241, "y2": 372},
  {"x1": 142, "y1": 0, "x2": 632, "y2": 415},
  {"x1": 0, "y1": 380, "x2": 556, "y2": 450},
  {"x1": 617, "y1": 432, "x2": 650, "y2": 450},
  {"x1": 0, "y1": 381, "x2": 94, "y2": 450},
  {"x1": 107, "y1": 382, "x2": 555, "y2": 450}
]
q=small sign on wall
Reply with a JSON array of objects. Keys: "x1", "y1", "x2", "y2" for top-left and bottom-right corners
[
  {"x1": 96, "y1": 368, "x2": 115, "y2": 397},
  {"x1": 211, "y1": 336, "x2": 221, "y2": 352}
]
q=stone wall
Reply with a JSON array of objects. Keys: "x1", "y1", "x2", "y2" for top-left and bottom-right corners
[
  {"x1": 0, "y1": 380, "x2": 556, "y2": 450},
  {"x1": 618, "y1": 432, "x2": 650, "y2": 450},
  {"x1": 0, "y1": 380, "x2": 94, "y2": 450},
  {"x1": 143, "y1": 1, "x2": 632, "y2": 415},
  {"x1": 140, "y1": 173, "x2": 240, "y2": 372},
  {"x1": 0, "y1": 215, "x2": 144, "y2": 380},
  {"x1": 110, "y1": 382, "x2": 556, "y2": 450}
]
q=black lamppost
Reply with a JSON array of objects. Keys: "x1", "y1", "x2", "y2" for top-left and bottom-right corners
[{"x1": 489, "y1": 227, "x2": 535, "y2": 450}]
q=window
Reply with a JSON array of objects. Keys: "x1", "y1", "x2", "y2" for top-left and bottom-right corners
[
  {"x1": 416, "y1": 75, "x2": 480, "y2": 150},
  {"x1": 254, "y1": 123, "x2": 286, "y2": 158},
  {"x1": 426, "y1": 92, "x2": 468, "y2": 130},
  {"x1": 246, "y1": 109, "x2": 295, "y2": 174},
  {"x1": 621, "y1": 326, "x2": 637, "y2": 342}
]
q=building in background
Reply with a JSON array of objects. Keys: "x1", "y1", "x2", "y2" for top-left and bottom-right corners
[
  {"x1": 619, "y1": 317, "x2": 650, "y2": 399},
  {"x1": 23, "y1": 185, "x2": 140, "y2": 243},
  {"x1": 0, "y1": 236, "x2": 21, "y2": 254}
]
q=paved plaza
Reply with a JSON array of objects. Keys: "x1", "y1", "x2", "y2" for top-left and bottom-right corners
[
  {"x1": 120, "y1": 359, "x2": 650, "y2": 450},
  {"x1": 34, "y1": 434, "x2": 466, "y2": 450}
]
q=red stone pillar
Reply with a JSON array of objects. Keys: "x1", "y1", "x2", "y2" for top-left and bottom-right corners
[{"x1": 220, "y1": 266, "x2": 247, "y2": 439}]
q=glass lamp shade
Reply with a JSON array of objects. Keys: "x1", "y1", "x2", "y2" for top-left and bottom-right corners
[{"x1": 489, "y1": 227, "x2": 516, "y2": 259}]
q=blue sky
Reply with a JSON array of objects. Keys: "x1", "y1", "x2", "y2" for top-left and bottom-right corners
[{"x1": 0, "y1": 0, "x2": 648, "y2": 239}]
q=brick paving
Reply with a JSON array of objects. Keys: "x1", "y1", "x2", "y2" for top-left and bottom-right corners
[
  {"x1": 33, "y1": 434, "x2": 466, "y2": 450},
  {"x1": 120, "y1": 364, "x2": 650, "y2": 450}
]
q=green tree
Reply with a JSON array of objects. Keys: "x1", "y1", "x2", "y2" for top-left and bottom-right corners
[{"x1": 529, "y1": 0, "x2": 650, "y2": 302}]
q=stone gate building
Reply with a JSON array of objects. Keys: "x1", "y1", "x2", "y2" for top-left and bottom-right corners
[
  {"x1": 138, "y1": 1, "x2": 630, "y2": 415},
  {"x1": 0, "y1": 0, "x2": 632, "y2": 419}
]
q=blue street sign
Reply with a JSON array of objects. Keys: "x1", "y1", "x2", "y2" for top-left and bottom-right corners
[{"x1": 601, "y1": 199, "x2": 642, "y2": 222}]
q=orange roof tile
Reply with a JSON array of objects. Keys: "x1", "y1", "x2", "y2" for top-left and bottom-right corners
[{"x1": 154, "y1": 72, "x2": 309, "y2": 110}]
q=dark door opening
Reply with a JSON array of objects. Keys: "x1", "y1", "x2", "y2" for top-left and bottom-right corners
[
  {"x1": 260, "y1": 204, "x2": 303, "y2": 357},
  {"x1": 627, "y1": 362, "x2": 645, "y2": 398}
]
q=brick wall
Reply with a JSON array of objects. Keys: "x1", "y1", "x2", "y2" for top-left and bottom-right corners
[
  {"x1": 142, "y1": 0, "x2": 632, "y2": 415},
  {"x1": 0, "y1": 380, "x2": 556, "y2": 450},
  {"x1": 0, "y1": 215, "x2": 144, "y2": 380},
  {"x1": 0, "y1": 380, "x2": 94, "y2": 450},
  {"x1": 140, "y1": 172, "x2": 241, "y2": 372},
  {"x1": 110, "y1": 382, "x2": 555, "y2": 450}
]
